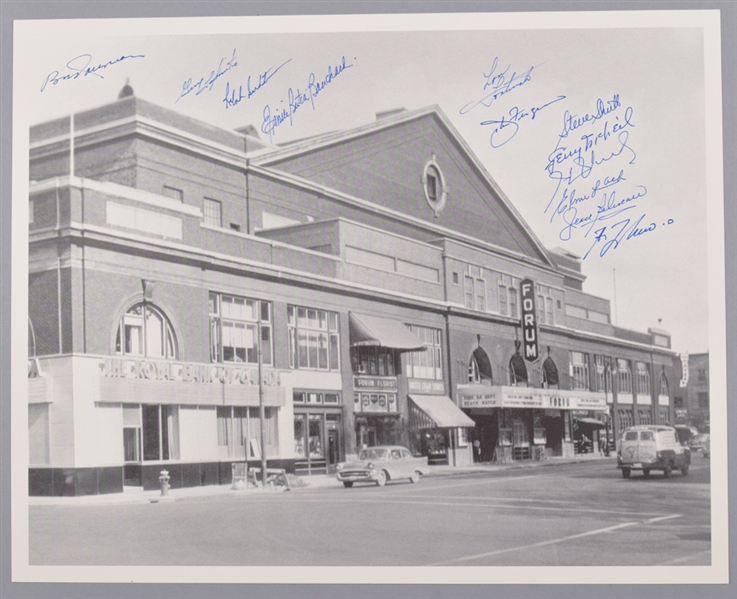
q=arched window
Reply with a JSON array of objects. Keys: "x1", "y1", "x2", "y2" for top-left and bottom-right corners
[
  {"x1": 659, "y1": 371, "x2": 669, "y2": 396},
  {"x1": 543, "y1": 354, "x2": 559, "y2": 389},
  {"x1": 115, "y1": 303, "x2": 177, "y2": 359},
  {"x1": 468, "y1": 347, "x2": 493, "y2": 385},
  {"x1": 509, "y1": 340, "x2": 528, "y2": 386}
]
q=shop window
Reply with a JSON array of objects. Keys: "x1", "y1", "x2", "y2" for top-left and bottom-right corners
[
  {"x1": 616, "y1": 358, "x2": 632, "y2": 394},
  {"x1": 351, "y1": 346, "x2": 396, "y2": 376},
  {"x1": 115, "y1": 303, "x2": 177, "y2": 359},
  {"x1": 217, "y1": 406, "x2": 248, "y2": 458},
  {"x1": 247, "y1": 406, "x2": 279, "y2": 453},
  {"x1": 288, "y1": 306, "x2": 340, "y2": 371},
  {"x1": 406, "y1": 325, "x2": 443, "y2": 380},
  {"x1": 210, "y1": 293, "x2": 272, "y2": 365},
  {"x1": 142, "y1": 404, "x2": 180, "y2": 461},
  {"x1": 636, "y1": 362, "x2": 651, "y2": 396},
  {"x1": 570, "y1": 351, "x2": 589, "y2": 390}
]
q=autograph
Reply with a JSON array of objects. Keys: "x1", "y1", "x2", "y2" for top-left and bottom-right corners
[
  {"x1": 583, "y1": 213, "x2": 673, "y2": 260},
  {"x1": 480, "y1": 95, "x2": 566, "y2": 148},
  {"x1": 176, "y1": 49, "x2": 238, "y2": 103},
  {"x1": 460, "y1": 57, "x2": 539, "y2": 115},
  {"x1": 260, "y1": 55, "x2": 354, "y2": 142},
  {"x1": 222, "y1": 59, "x2": 292, "y2": 109},
  {"x1": 41, "y1": 53, "x2": 145, "y2": 92}
]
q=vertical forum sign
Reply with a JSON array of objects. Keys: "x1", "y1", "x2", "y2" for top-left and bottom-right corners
[{"x1": 520, "y1": 278, "x2": 539, "y2": 362}]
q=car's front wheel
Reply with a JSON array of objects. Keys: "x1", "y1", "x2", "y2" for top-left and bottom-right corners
[
  {"x1": 409, "y1": 471, "x2": 420, "y2": 484},
  {"x1": 375, "y1": 470, "x2": 387, "y2": 487},
  {"x1": 343, "y1": 481, "x2": 354, "y2": 488},
  {"x1": 621, "y1": 468, "x2": 631, "y2": 479}
]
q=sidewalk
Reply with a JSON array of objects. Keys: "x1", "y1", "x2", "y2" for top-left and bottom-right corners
[{"x1": 28, "y1": 454, "x2": 615, "y2": 507}]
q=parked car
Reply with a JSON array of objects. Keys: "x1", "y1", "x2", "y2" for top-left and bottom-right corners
[
  {"x1": 336, "y1": 445, "x2": 429, "y2": 488},
  {"x1": 617, "y1": 425, "x2": 690, "y2": 478}
]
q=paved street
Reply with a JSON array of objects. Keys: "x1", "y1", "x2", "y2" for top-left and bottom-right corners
[{"x1": 29, "y1": 458, "x2": 711, "y2": 566}]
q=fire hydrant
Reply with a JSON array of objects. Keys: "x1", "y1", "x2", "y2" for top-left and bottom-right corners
[{"x1": 159, "y1": 469, "x2": 170, "y2": 496}]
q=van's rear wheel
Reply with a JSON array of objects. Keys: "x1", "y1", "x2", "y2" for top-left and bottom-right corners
[
  {"x1": 621, "y1": 468, "x2": 631, "y2": 479},
  {"x1": 663, "y1": 464, "x2": 673, "y2": 478},
  {"x1": 681, "y1": 464, "x2": 690, "y2": 476}
]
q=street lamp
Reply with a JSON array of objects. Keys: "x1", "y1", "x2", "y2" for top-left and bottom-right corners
[{"x1": 602, "y1": 362, "x2": 612, "y2": 457}]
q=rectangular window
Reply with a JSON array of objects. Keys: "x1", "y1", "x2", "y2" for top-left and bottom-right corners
[
  {"x1": 406, "y1": 325, "x2": 443, "y2": 380},
  {"x1": 351, "y1": 347, "x2": 396, "y2": 376},
  {"x1": 203, "y1": 198, "x2": 222, "y2": 227},
  {"x1": 636, "y1": 362, "x2": 651, "y2": 396},
  {"x1": 570, "y1": 351, "x2": 589, "y2": 390},
  {"x1": 209, "y1": 293, "x2": 272, "y2": 365},
  {"x1": 475, "y1": 278, "x2": 486, "y2": 311},
  {"x1": 464, "y1": 275, "x2": 474, "y2": 309},
  {"x1": 162, "y1": 186, "x2": 183, "y2": 202},
  {"x1": 498, "y1": 283, "x2": 508, "y2": 316},
  {"x1": 508, "y1": 287, "x2": 518, "y2": 319},
  {"x1": 288, "y1": 306, "x2": 340, "y2": 371},
  {"x1": 594, "y1": 355, "x2": 613, "y2": 393},
  {"x1": 617, "y1": 359, "x2": 632, "y2": 394},
  {"x1": 249, "y1": 407, "x2": 279, "y2": 453}
]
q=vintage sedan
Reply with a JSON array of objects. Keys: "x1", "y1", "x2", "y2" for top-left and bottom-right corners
[{"x1": 336, "y1": 445, "x2": 429, "y2": 488}]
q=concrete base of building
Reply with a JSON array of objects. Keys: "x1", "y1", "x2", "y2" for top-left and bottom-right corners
[{"x1": 29, "y1": 459, "x2": 297, "y2": 496}]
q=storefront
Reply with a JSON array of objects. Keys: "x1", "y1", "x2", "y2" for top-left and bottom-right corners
[
  {"x1": 408, "y1": 394, "x2": 475, "y2": 466},
  {"x1": 293, "y1": 390, "x2": 343, "y2": 475},
  {"x1": 458, "y1": 386, "x2": 608, "y2": 461}
]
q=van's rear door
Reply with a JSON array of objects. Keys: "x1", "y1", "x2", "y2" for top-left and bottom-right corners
[
  {"x1": 620, "y1": 430, "x2": 640, "y2": 464},
  {"x1": 637, "y1": 430, "x2": 657, "y2": 464}
]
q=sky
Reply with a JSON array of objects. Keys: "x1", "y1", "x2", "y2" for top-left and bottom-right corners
[{"x1": 16, "y1": 14, "x2": 718, "y2": 355}]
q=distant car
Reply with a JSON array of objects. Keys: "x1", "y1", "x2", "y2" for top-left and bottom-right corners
[
  {"x1": 700, "y1": 434, "x2": 711, "y2": 458},
  {"x1": 690, "y1": 433, "x2": 710, "y2": 453},
  {"x1": 617, "y1": 425, "x2": 690, "y2": 478},
  {"x1": 336, "y1": 445, "x2": 429, "y2": 488}
]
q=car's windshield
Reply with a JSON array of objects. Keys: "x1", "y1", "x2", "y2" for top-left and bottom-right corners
[{"x1": 358, "y1": 448, "x2": 389, "y2": 460}]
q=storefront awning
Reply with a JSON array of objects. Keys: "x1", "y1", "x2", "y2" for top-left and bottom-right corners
[
  {"x1": 409, "y1": 395, "x2": 475, "y2": 428},
  {"x1": 349, "y1": 313, "x2": 426, "y2": 352}
]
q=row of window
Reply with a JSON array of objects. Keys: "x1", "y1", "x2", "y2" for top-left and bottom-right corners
[
  {"x1": 458, "y1": 269, "x2": 558, "y2": 325},
  {"x1": 115, "y1": 297, "x2": 444, "y2": 379},
  {"x1": 113, "y1": 298, "x2": 668, "y2": 397}
]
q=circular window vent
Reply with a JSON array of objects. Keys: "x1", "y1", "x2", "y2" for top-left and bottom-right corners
[{"x1": 422, "y1": 156, "x2": 448, "y2": 218}]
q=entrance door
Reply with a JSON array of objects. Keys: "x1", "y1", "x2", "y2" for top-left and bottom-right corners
[
  {"x1": 512, "y1": 419, "x2": 531, "y2": 460},
  {"x1": 327, "y1": 429, "x2": 339, "y2": 472},
  {"x1": 357, "y1": 424, "x2": 377, "y2": 449}
]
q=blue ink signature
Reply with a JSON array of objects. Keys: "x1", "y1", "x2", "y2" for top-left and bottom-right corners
[
  {"x1": 176, "y1": 49, "x2": 238, "y2": 103},
  {"x1": 559, "y1": 94, "x2": 621, "y2": 138},
  {"x1": 583, "y1": 212, "x2": 668, "y2": 260},
  {"x1": 41, "y1": 53, "x2": 145, "y2": 92},
  {"x1": 480, "y1": 95, "x2": 566, "y2": 148},
  {"x1": 544, "y1": 101, "x2": 636, "y2": 218},
  {"x1": 222, "y1": 59, "x2": 292, "y2": 109},
  {"x1": 460, "y1": 57, "x2": 540, "y2": 115},
  {"x1": 557, "y1": 184, "x2": 647, "y2": 242},
  {"x1": 260, "y1": 56, "x2": 354, "y2": 141}
]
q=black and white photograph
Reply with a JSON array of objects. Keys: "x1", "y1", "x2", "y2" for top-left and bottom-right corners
[{"x1": 9, "y1": 7, "x2": 729, "y2": 586}]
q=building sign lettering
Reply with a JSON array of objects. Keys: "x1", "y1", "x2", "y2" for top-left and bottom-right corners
[
  {"x1": 354, "y1": 376, "x2": 398, "y2": 390},
  {"x1": 408, "y1": 379, "x2": 445, "y2": 393},
  {"x1": 520, "y1": 278, "x2": 539, "y2": 362},
  {"x1": 101, "y1": 358, "x2": 282, "y2": 386}
]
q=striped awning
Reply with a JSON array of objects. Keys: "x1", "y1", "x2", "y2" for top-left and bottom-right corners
[{"x1": 409, "y1": 395, "x2": 475, "y2": 429}]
